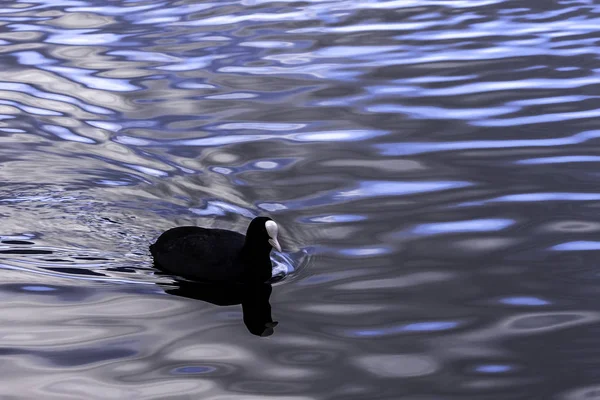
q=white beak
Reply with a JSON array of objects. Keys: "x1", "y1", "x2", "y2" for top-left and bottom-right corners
[{"x1": 269, "y1": 238, "x2": 282, "y2": 252}]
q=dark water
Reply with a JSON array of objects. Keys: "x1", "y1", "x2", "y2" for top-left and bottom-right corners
[{"x1": 0, "y1": 0, "x2": 599, "y2": 398}]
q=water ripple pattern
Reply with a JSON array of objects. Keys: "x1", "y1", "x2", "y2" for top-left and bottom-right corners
[{"x1": 0, "y1": 0, "x2": 599, "y2": 399}]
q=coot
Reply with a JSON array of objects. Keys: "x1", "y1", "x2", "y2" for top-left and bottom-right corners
[{"x1": 150, "y1": 217, "x2": 282, "y2": 283}]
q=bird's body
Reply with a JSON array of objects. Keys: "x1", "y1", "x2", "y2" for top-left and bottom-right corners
[
  {"x1": 150, "y1": 217, "x2": 281, "y2": 283},
  {"x1": 151, "y1": 226, "x2": 248, "y2": 281}
]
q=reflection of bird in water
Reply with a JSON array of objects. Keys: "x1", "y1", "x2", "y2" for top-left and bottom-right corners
[
  {"x1": 163, "y1": 280, "x2": 278, "y2": 337},
  {"x1": 150, "y1": 217, "x2": 282, "y2": 283}
]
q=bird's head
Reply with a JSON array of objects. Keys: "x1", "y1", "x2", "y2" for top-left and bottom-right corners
[{"x1": 246, "y1": 216, "x2": 282, "y2": 253}]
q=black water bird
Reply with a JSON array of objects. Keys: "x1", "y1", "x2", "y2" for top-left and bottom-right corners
[
  {"x1": 150, "y1": 217, "x2": 282, "y2": 283},
  {"x1": 163, "y1": 280, "x2": 278, "y2": 336}
]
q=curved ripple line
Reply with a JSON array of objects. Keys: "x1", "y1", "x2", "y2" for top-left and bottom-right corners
[
  {"x1": 551, "y1": 241, "x2": 600, "y2": 251},
  {"x1": 115, "y1": 129, "x2": 387, "y2": 147},
  {"x1": 516, "y1": 156, "x2": 600, "y2": 165},
  {"x1": 0, "y1": 80, "x2": 113, "y2": 115},
  {"x1": 377, "y1": 130, "x2": 600, "y2": 156},
  {"x1": 43, "y1": 125, "x2": 95, "y2": 144},
  {"x1": 393, "y1": 76, "x2": 599, "y2": 97},
  {"x1": 368, "y1": 104, "x2": 518, "y2": 120},
  {"x1": 66, "y1": 4, "x2": 165, "y2": 14},
  {"x1": 0, "y1": 99, "x2": 61, "y2": 116},
  {"x1": 403, "y1": 219, "x2": 515, "y2": 237},
  {"x1": 473, "y1": 108, "x2": 600, "y2": 127},
  {"x1": 459, "y1": 193, "x2": 600, "y2": 207},
  {"x1": 347, "y1": 321, "x2": 462, "y2": 338},
  {"x1": 336, "y1": 181, "x2": 472, "y2": 199}
]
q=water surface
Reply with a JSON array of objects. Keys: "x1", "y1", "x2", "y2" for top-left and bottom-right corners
[{"x1": 1, "y1": 0, "x2": 600, "y2": 398}]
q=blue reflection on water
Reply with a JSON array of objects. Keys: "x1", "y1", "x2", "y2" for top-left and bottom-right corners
[
  {"x1": 280, "y1": 180, "x2": 472, "y2": 210},
  {"x1": 499, "y1": 193, "x2": 600, "y2": 202},
  {"x1": 508, "y1": 95, "x2": 591, "y2": 106},
  {"x1": 302, "y1": 214, "x2": 367, "y2": 223},
  {"x1": 0, "y1": 80, "x2": 113, "y2": 114},
  {"x1": 68, "y1": 4, "x2": 163, "y2": 15},
  {"x1": 0, "y1": 99, "x2": 61, "y2": 116},
  {"x1": 474, "y1": 109, "x2": 600, "y2": 127},
  {"x1": 292, "y1": 129, "x2": 387, "y2": 142},
  {"x1": 367, "y1": 104, "x2": 517, "y2": 120},
  {"x1": 349, "y1": 321, "x2": 461, "y2": 338},
  {"x1": 14, "y1": 50, "x2": 139, "y2": 91},
  {"x1": 314, "y1": 46, "x2": 397, "y2": 58},
  {"x1": 500, "y1": 296, "x2": 549, "y2": 306},
  {"x1": 410, "y1": 219, "x2": 514, "y2": 236},
  {"x1": 551, "y1": 241, "x2": 600, "y2": 251},
  {"x1": 461, "y1": 193, "x2": 600, "y2": 206},
  {"x1": 21, "y1": 286, "x2": 57, "y2": 292},
  {"x1": 517, "y1": 156, "x2": 600, "y2": 164},
  {"x1": 336, "y1": 181, "x2": 472, "y2": 199},
  {"x1": 402, "y1": 321, "x2": 460, "y2": 331},
  {"x1": 44, "y1": 125, "x2": 95, "y2": 144},
  {"x1": 338, "y1": 247, "x2": 393, "y2": 257},
  {"x1": 475, "y1": 364, "x2": 513, "y2": 373},
  {"x1": 377, "y1": 130, "x2": 600, "y2": 156},
  {"x1": 190, "y1": 201, "x2": 255, "y2": 218},
  {"x1": 14, "y1": 51, "x2": 55, "y2": 66}
]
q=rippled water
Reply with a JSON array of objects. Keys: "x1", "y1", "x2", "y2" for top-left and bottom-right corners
[{"x1": 0, "y1": 0, "x2": 600, "y2": 398}]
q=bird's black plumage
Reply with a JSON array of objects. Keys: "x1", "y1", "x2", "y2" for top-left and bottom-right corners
[{"x1": 150, "y1": 217, "x2": 277, "y2": 283}]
